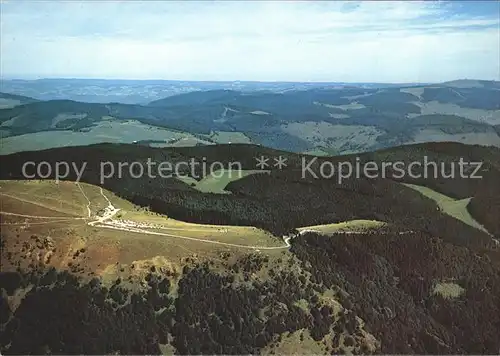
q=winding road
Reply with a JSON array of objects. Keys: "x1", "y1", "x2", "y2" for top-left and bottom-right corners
[{"x1": 87, "y1": 186, "x2": 292, "y2": 250}]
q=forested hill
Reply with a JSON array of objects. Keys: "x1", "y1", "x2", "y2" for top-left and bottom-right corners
[{"x1": 1, "y1": 142, "x2": 499, "y2": 240}]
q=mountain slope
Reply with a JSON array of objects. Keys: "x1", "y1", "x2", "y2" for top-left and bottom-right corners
[{"x1": 1, "y1": 141, "x2": 500, "y2": 354}]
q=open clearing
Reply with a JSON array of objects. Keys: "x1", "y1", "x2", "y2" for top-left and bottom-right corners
[
  {"x1": 297, "y1": 220, "x2": 387, "y2": 235},
  {"x1": 400, "y1": 87, "x2": 425, "y2": 98},
  {"x1": 401, "y1": 183, "x2": 490, "y2": 234},
  {"x1": 301, "y1": 147, "x2": 334, "y2": 156},
  {"x1": 432, "y1": 282, "x2": 465, "y2": 299},
  {"x1": 0, "y1": 119, "x2": 206, "y2": 155},
  {"x1": 176, "y1": 169, "x2": 271, "y2": 194},
  {"x1": 261, "y1": 329, "x2": 325, "y2": 355},
  {"x1": 208, "y1": 131, "x2": 253, "y2": 144},
  {"x1": 314, "y1": 101, "x2": 366, "y2": 110}
]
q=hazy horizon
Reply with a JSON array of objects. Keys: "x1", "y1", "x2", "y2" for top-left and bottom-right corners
[
  {"x1": 1, "y1": 76, "x2": 442, "y2": 84},
  {"x1": 1, "y1": 1, "x2": 499, "y2": 82}
]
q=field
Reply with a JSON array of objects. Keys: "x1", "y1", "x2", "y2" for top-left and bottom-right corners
[
  {"x1": 314, "y1": 101, "x2": 367, "y2": 111},
  {"x1": 401, "y1": 182, "x2": 490, "y2": 234},
  {"x1": 432, "y1": 282, "x2": 465, "y2": 299},
  {"x1": 176, "y1": 169, "x2": 271, "y2": 194},
  {"x1": 0, "y1": 119, "x2": 205, "y2": 154},
  {"x1": 301, "y1": 147, "x2": 334, "y2": 156},
  {"x1": 261, "y1": 329, "x2": 326, "y2": 355},
  {"x1": 209, "y1": 131, "x2": 253, "y2": 144},
  {"x1": 0, "y1": 180, "x2": 286, "y2": 280}
]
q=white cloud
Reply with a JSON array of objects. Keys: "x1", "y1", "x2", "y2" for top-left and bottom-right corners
[{"x1": 1, "y1": 1, "x2": 498, "y2": 82}]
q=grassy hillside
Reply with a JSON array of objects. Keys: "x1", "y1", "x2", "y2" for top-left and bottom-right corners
[{"x1": 401, "y1": 183, "x2": 489, "y2": 233}]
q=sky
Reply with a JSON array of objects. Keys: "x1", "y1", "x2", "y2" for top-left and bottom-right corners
[{"x1": 1, "y1": 1, "x2": 499, "y2": 83}]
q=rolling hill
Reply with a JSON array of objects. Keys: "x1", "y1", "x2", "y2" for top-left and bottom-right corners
[{"x1": 1, "y1": 79, "x2": 499, "y2": 155}]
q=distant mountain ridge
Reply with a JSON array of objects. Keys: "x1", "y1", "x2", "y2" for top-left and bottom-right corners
[
  {"x1": 0, "y1": 79, "x2": 499, "y2": 155},
  {"x1": 1, "y1": 78, "x2": 431, "y2": 104}
]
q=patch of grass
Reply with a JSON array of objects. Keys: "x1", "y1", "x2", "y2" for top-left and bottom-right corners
[
  {"x1": 187, "y1": 169, "x2": 271, "y2": 194},
  {"x1": 261, "y1": 329, "x2": 326, "y2": 355},
  {"x1": 301, "y1": 147, "x2": 333, "y2": 157},
  {"x1": 159, "y1": 343, "x2": 176, "y2": 355},
  {"x1": 0, "y1": 120, "x2": 204, "y2": 155},
  {"x1": 297, "y1": 220, "x2": 386, "y2": 235},
  {"x1": 209, "y1": 131, "x2": 252, "y2": 144},
  {"x1": 314, "y1": 101, "x2": 367, "y2": 110},
  {"x1": 401, "y1": 183, "x2": 490, "y2": 234},
  {"x1": 432, "y1": 282, "x2": 465, "y2": 299},
  {"x1": 400, "y1": 87, "x2": 425, "y2": 98},
  {"x1": 1, "y1": 180, "x2": 90, "y2": 217},
  {"x1": 293, "y1": 298, "x2": 310, "y2": 312}
]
